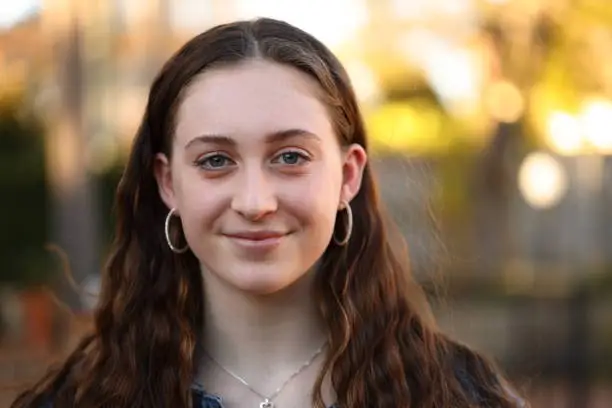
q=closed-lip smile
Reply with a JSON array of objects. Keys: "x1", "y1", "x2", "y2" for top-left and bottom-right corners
[
  {"x1": 224, "y1": 230, "x2": 287, "y2": 240},
  {"x1": 223, "y1": 230, "x2": 290, "y2": 249}
]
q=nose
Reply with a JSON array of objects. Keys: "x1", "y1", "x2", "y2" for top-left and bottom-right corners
[{"x1": 231, "y1": 166, "x2": 278, "y2": 221}]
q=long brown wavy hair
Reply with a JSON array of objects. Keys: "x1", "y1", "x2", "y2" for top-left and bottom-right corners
[{"x1": 12, "y1": 18, "x2": 525, "y2": 408}]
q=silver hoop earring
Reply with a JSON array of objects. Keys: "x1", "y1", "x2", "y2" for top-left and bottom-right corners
[
  {"x1": 333, "y1": 202, "x2": 353, "y2": 246},
  {"x1": 164, "y1": 208, "x2": 189, "y2": 254}
]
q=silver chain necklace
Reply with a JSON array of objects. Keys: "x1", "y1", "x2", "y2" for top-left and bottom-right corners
[{"x1": 204, "y1": 342, "x2": 326, "y2": 408}]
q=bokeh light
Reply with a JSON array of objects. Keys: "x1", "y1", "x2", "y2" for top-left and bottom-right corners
[{"x1": 518, "y1": 151, "x2": 568, "y2": 209}]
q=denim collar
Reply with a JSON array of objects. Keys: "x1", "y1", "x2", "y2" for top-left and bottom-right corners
[{"x1": 191, "y1": 383, "x2": 337, "y2": 408}]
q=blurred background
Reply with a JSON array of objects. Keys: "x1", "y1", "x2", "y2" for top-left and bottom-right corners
[{"x1": 0, "y1": 0, "x2": 611, "y2": 406}]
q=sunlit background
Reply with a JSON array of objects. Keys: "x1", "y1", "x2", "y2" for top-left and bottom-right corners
[{"x1": 1, "y1": 0, "x2": 611, "y2": 406}]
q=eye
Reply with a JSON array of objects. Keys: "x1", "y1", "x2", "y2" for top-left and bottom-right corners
[
  {"x1": 272, "y1": 150, "x2": 310, "y2": 166},
  {"x1": 196, "y1": 153, "x2": 235, "y2": 170}
]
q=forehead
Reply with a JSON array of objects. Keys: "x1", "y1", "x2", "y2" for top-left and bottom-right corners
[{"x1": 174, "y1": 60, "x2": 334, "y2": 143}]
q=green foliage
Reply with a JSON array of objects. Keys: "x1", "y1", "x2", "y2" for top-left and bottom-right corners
[{"x1": 0, "y1": 92, "x2": 52, "y2": 287}]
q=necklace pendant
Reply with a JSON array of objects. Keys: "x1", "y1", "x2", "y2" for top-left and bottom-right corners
[{"x1": 260, "y1": 399, "x2": 274, "y2": 408}]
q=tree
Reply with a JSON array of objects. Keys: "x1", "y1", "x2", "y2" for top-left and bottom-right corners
[{"x1": 0, "y1": 90, "x2": 52, "y2": 287}]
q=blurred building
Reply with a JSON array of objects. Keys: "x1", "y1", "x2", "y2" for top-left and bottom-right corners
[{"x1": 0, "y1": 16, "x2": 45, "y2": 98}]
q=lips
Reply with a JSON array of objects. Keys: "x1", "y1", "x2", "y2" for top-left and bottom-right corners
[
  {"x1": 223, "y1": 230, "x2": 289, "y2": 251},
  {"x1": 224, "y1": 231, "x2": 287, "y2": 240}
]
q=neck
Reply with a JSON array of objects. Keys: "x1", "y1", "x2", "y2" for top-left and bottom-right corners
[{"x1": 200, "y1": 268, "x2": 327, "y2": 377}]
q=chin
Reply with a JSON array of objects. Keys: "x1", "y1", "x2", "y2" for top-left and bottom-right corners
[
  {"x1": 236, "y1": 281, "x2": 289, "y2": 296},
  {"x1": 226, "y1": 263, "x2": 308, "y2": 296}
]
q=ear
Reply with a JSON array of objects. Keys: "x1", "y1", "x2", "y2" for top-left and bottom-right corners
[
  {"x1": 154, "y1": 153, "x2": 177, "y2": 211},
  {"x1": 339, "y1": 144, "x2": 367, "y2": 207}
]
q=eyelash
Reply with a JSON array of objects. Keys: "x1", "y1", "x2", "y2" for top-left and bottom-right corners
[
  {"x1": 271, "y1": 150, "x2": 311, "y2": 166},
  {"x1": 195, "y1": 149, "x2": 311, "y2": 170},
  {"x1": 195, "y1": 153, "x2": 236, "y2": 170}
]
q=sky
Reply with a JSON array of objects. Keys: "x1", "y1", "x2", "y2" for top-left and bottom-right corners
[{"x1": 0, "y1": 0, "x2": 39, "y2": 29}]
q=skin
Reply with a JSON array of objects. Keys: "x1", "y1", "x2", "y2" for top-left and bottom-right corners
[{"x1": 154, "y1": 59, "x2": 367, "y2": 406}]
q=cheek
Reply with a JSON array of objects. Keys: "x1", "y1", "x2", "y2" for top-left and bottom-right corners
[
  {"x1": 282, "y1": 168, "x2": 342, "y2": 229},
  {"x1": 174, "y1": 173, "x2": 228, "y2": 234}
]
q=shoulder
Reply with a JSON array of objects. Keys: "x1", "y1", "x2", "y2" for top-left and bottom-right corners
[
  {"x1": 40, "y1": 385, "x2": 223, "y2": 408},
  {"x1": 457, "y1": 370, "x2": 526, "y2": 407},
  {"x1": 451, "y1": 342, "x2": 527, "y2": 407}
]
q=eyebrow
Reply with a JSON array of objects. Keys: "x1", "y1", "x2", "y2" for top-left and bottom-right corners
[{"x1": 184, "y1": 128, "x2": 321, "y2": 150}]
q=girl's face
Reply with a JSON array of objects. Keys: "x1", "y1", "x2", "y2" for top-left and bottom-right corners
[{"x1": 155, "y1": 60, "x2": 366, "y2": 295}]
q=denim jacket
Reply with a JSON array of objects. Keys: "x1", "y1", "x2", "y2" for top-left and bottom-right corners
[
  {"x1": 190, "y1": 373, "x2": 493, "y2": 408},
  {"x1": 42, "y1": 384, "x2": 334, "y2": 408},
  {"x1": 190, "y1": 383, "x2": 337, "y2": 408},
  {"x1": 42, "y1": 364, "x2": 523, "y2": 407}
]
